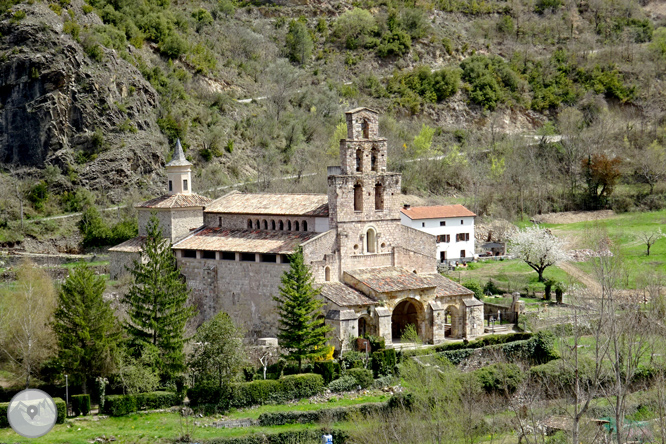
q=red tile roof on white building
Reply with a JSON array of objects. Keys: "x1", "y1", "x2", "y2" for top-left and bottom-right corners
[{"x1": 400, "y1": 204, "x2": 476, "y2": 220}]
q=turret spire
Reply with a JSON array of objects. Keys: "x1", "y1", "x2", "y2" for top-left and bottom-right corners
[{"x1": 166, "y1": 139, "x2": 193, "y2": 195}]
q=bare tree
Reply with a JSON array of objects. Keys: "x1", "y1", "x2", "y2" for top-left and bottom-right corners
[
  {"x1": 0, "y1": 260, "x2": 56, "y2": 388},
  {"x1": 637, "y1": 228, "x2": 665, "y2": 257}
]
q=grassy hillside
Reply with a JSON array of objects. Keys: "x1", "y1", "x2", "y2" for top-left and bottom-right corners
[{"x1": 2, "y1": 0, "x2": 666, "y2": 247}]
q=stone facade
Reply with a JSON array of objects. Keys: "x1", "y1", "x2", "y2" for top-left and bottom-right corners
[{"x1": 138, "y1": 208, "x2": 204, "y2": 242}]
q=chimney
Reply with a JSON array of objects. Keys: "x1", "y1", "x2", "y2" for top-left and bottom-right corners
[{"x1": 403, "y1": 204, "x2": 411, "y2": 210}]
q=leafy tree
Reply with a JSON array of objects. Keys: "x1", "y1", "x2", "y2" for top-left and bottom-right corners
[
  {"x1": 0, "y1": 260, "x2": 56, "y2": 388},
  {"x1": 78, "y1": 205, "x2": 111, "y2": 247},
  {"x1": 285, "y1": 19, "x2": 313, "y2": 65},
  {"x1": 116, "y1": 345, "x2": 161, "y2": 395},
  {"x1": 334, "y1": 8, "x2": 376, "y2": 49},
  {"x1": 27, "y1": 181, "x2": 49, "y2": 211},
  {"x1": 53, "y1": 265, "x2": 120, "y2": 393},
  {"x1": 510, "y1": 226, "x2": 569, "y2": 282},
  {"x1": 582, "y1": 153, "x2": 622, "y2": 209},
  {"x1": 189, "y1": 312, "x2": 245, "y2": 388},
  {"x1": 274, "y1": 248, "x2": 331, "y2": 371},
  {"x1": 649, "y1": 27, "x2": 666, "y2": 59},
  {"x1": 122, "y1": 216, "x2": 196, "y2": 381}
]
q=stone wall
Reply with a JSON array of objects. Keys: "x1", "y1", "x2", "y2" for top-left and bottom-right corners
[
  {"x1": 394, "y1": 246, "x2": 437, "y2": 274},
  {"x1": 109, "y1": 250, "x2": 139, "y2": 280},
  {"x1": 327, "y1": 173, "x2": 401, "y2": 224},
  {"x1": 302, "y1": 230, "x2": 340, "y2": 282},
  {"x1": 138, "y1": 207, "x2": 203, "y2": 242},
  {"x1": 178, "y1": 256, "x2": 290, "y2": 337}
]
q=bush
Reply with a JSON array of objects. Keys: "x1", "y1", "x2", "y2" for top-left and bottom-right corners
[
  {"x1": 484, "y1": 279, "x2": 502, "y2": 296},
  {"x1": 371, "y1": 349, "x2": 397, "y2": 378},
  {"x1": 103, "y1": 394, "x2": 138, "y2": 416},
  {"x1": 160, "y1": 33, "x2": 188, "y2": 59},
  {"x1": 346, "y1": 368, "x2": 374, "y2": 389},
  {"x1": 462, "y1": 280, "x2": 483, "y2": 298},
  {"x1": 0, "y1": 397, "x2": 66, "y2": 426},
  {"x1": 314, "y1": 360, "x2": 341, "y2": 384},
  {"x1": 339, "y1": 351, "x2": 367, "y2": 370},
  {"x1": 474, "y1": 363, "x2": 524, "y2": 394},
  {"x1": 366, "y1": 335, "x2": 385, "y2": 351},
  {"x1": 328, "y1": 375, "x2": 358, "y2": 392},
  {"x1": 72, "y1": 394, "x2": 91, "y2": 416}
]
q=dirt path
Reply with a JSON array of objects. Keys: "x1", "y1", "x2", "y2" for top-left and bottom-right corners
[{"x1": 558, "y1": 261, "x2": 601, "y2": 293}]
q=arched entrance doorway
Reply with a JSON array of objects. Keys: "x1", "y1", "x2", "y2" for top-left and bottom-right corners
[
  {"x1": 444, "y1": 305, "x2": 459, "y2": 338},
  {"x1": 392, "y1": 299, "x2": 424, "y2": 341}
]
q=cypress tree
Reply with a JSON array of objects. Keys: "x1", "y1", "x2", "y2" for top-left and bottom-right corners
[
  {"x1": 53, "y1": 265, "x2": 120, "y2": 393},
  {"x1": 274, "y1": 248, "x2": 331, "y2": 371},
  {"x1": 122, "y1": 215, "x2": 195, "y2": 381}
]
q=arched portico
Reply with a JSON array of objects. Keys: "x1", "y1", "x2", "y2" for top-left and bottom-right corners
[
  {"x1": 391, "y1": 298, "x2": 426, "y2": 342},
  {"x1": 444, "y1": 305, "x2": 460, "y2": 338}
]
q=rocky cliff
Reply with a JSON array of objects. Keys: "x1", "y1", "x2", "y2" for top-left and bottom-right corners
[{"x1": 0, "y1": 2, "x2": 166, "y2": 200}]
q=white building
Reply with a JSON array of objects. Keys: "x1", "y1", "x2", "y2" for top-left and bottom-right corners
[{"x1": 400, "y1": 204, "x2": 476, "y2": 264}]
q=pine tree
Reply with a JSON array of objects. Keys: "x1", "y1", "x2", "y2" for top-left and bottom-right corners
[
  {"x1": 122, "y1": 216, "x2": 195, "y2": 381},
  {"x1": 273, "y1": 248, "x2": 331, "y2": 371},
  {"x1": 53, "y1": 265, "x2": 120, "y2": 393}
]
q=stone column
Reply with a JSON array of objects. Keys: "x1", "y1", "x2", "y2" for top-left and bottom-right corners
[
  {"x1": 375, "y1": 307, "x2": 392, "y2": 346},
  {"x1": 429, "y1": 301, "x2": 446, "y2": 344}
]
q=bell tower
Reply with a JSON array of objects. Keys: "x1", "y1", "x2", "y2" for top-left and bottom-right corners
[{"x1": 166, "y1": 139, "x2": 192, "y2": 195}]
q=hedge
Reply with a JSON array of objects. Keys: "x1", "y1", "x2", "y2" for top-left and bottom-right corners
[
  {"x1": 102, "y1": 391, "x2": 180, "y2": 416},
  {"x1": 401, "y1": 332, "x2": 533, "y2": 358},
  {"x1": 0, "y1": 397, "x2": 66, "y2": 428},
  {"x1": 371, "y1": 349, "x2": 397, "y2": 378},
  {"x1": 258, "y1": 402, "x2": 388, "y2": 426},
  {"x1": 72, "y1": 394, "x2": 91, "y2": 416},
  {"x1": 314, "y1": 360, "x2": 340, "y2": 384},
  {"x1": 189, "y1": 374, "x2": 325, "y2": 411},
  {"x1": 204, "y1": 429, "x2": 349, "y2": 444},
  {"x1": 346, "y1": 368, "x2": 373, "y2": 389}
]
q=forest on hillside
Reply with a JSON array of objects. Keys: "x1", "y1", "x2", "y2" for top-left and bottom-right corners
[{"x1": 1, "y1": 0, "x2": 666, "y2": 246}]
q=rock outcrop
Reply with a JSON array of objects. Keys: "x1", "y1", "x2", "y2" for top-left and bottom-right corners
[{"x1": 0, "y1": 2, "x2": 167, "y2": 200}]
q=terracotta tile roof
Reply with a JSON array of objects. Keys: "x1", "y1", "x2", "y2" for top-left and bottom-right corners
[
  {"x1": 400, "y1": 204, "x2": 476, "y2": 220},
  {"x1": 420, "y1": 273, "x2": 475, "y2": 298},
  {"x1": 346, "y1": 107, "x2": 378, "y2": 115},
  {"x1": 206, "y1": 192, "x2": 329, "y2": 217},
  {"x1": 137, "y1": 193, "x2": 212, "y2": 209},
  {"x1": 345, "y1": 267, "x2": 436, "y2": 293},
  {"x1": 320, "y1": 283, "x2": 377, "y2": 307},
  {"x1": 109, "y1": 236, "x2": 146, "y2": 253},
  {"x1": 172, "y1": 227, "x2": 318, "y2": 254}
]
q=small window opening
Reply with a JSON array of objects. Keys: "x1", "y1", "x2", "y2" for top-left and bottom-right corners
[
  {"x1": 375, "y1": 183, "x2": 384, "y2": 210},
  {"x1": 367, "y1": 229, "x2": 376, "y2": 253},
  {"x1": 247, "y1": 219, "x2": 252, "y2": 229},
  {"x1": 354, "y1": 183, "x2": 363, "y2": 211},
  {"x1": 240, "y1": 253, "x2": 256, "y2": 262},
  {"x1": 168, "y1": 180, "x2": 173, "y2": 192},
  {"x1": 325, "y1": 266, "x2": 331, "y2": 282},
  {"x1": 183, "y1": 250, "x2": 197, "y2": 258},
  {"x1": 218, "y1": 217, "x2": 222, "y2": 227},
  {"x1": 220, "y1": 251, "x2": 235, "y2": 260},
  {"x1": 288, "y1": 220, "x2": 292, "y2": 231},
  {"x1": 362, "y1": 119, "x2": 369, "y2": 138},
  {"x1": 440, "y1": 221, "x2": 446, "y2": 226},
  {"x1": 263, "y1": 220, "x2": 268, "y2": 229},
  {"x1": 303, "y1": 221, "x2": 308, "y2": 231},
  {"x1": 295, "y1": 221, "x2": 300, "y2": 231},
  {"x1": 261, "y1": 254, "x2": 277, "y2": 263},
  {"x1": 461, "y1": 219, "x2": 464, "y2": 225},
  {"x1": 255, "y1": 220, "x2": 260, "y2": 229},
  {"x1": 371, "y1": 148, "x2": 378, "y2": 172},
  {"x1": 279, "y1": 220, "x2": 284, "y2": 230},
  {"x1": 355, "y1": 149, "x2": 362, "y2": 172},
  {"x1": 183, "y1": 179, "x2": 188, "y2": 191},
  {"x1": 202, "y1": 251, "x2": 216, "y2": 259},
  {"x1": 271, "y1": 220, "x2": 276, "y2": 230}
]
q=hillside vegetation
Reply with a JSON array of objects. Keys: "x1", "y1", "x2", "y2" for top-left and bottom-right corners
[{"x1": 1, "y1": 0, "x2": 666, "y2": 247}]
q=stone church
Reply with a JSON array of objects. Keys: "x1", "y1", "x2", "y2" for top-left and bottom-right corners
[{"x1": 110, "y1": 108, "x2": 484, "y2": 349}]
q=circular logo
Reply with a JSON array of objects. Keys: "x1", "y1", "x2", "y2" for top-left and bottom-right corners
[{"x1": 7, "y1": 389, "x2": 58, "y2": 438}]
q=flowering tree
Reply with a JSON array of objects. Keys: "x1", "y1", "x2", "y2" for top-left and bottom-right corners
[{"x1": 510, "y1": 226, "x2": 569, "y2": 282}]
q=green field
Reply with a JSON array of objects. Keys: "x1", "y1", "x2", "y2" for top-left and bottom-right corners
[
  {"x1": 0, "y1": 393, "x2": 384, "y2": 444},
  {"x1": 543, "y1": 210, "x2": 666, "y2": 289}
]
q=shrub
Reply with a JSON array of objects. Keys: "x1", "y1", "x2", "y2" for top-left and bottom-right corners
[
  {"x1": 474, "y1": 363, "x2": 524, "y2": 394},
  {"x1": 346, "y1": 368, "x2": 373, "y2": 389},
  {"x1": 71, "y1": 394, "x2": 91, "y2": 416},
  {"x1": 160, "y1": 33, "x2": 188, "y2": 59},
  {"x1": 314, "y1": 360, "x2": 340, "y2": 384},
  {"x1": 328, "y1": 375, "x2": 358, "y2": 392},
  {"x1": 484, "y1": 279, "x2": 502, "y2": 296},
  {"x1": 103, "y1": 394, "x2": 138, "y2": 416},
  {"x1": 334, "y1": 8, "x2": 376, "y2": 49},
  {"x1": 366, "y1": 335, "x2": 386, "y2": 351},
  {"x1": 279, "y1": 374, "x2": 324, "y2": 399},
  {"x1": 371, "y1": 349, "x2": 397, "y2": 378},
  {"x1": 376, "y1": 30, "x2": 411, "y2": 58},
  {"x1": 462, "y1": 280, "x2": 483, "y2": 298},
  {"x1": 339, "y1": 350, "x2": 367, "y2": 370},
  {"x1": 135, "y1": 391, "x2": 181, "y2": 409}
]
